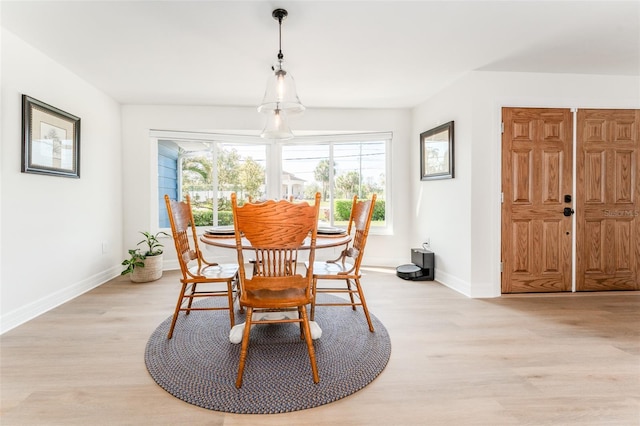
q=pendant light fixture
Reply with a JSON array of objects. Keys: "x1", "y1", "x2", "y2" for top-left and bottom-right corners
[
  {"x1": 260, "y1": 107, "x2": 294, "y2": 140},
  {"x1": 259, "y1": 8, "x2": 304, "y2": 140}
]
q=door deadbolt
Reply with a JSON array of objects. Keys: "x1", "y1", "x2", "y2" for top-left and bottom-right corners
[
  {"x1": 563, "y1": 207, "x2": 575, "y2": 217},
  {"x1": 564, "y1": 194, "x2": 572, "y2": 203}
]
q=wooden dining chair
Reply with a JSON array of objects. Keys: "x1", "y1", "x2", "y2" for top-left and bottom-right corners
[
  {"x1": 164, "y1": 194, "x2": 239, "y2": 339},
  {"x1": 231, "y1": 192, "x2": 321, "y2": 388},
  {"x1": 309, "y1": 194, "x2": 377, "y2": 332}
]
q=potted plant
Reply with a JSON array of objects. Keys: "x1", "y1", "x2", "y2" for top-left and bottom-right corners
[{"x1": 121, "y1": 231, "x2": 169, "y2": 282}]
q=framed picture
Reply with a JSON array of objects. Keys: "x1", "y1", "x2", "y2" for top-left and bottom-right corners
[
  {"x1": 420, "y1": 121, "x2": 454, "y2": 180},
  {"x1": 22, "y1": 95, "x2": 80, "y2": 178}
]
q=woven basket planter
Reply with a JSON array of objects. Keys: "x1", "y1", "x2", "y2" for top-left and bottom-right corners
[{"x1": 131, "y1": 254, "x2": 163, "y2": 283}]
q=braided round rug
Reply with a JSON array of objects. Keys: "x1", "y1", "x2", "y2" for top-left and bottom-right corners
[{"x1": 145, "y1": 294, "x2": 391, "y2": 414}]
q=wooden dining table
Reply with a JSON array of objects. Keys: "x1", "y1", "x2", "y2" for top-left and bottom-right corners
[
  {"x1": 200, "y1": 226, "x2": 352, "y2": 343},
  {"x1": 200, "y1": 226, "x2": 351, "y2": 250}
]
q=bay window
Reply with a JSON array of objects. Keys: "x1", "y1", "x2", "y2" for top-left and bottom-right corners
[{"x1": 155, "y1": 131, "x2": 391, "y2": 232}]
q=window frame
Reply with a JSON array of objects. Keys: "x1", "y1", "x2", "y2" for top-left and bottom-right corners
[{"x1": 151, "y1": 130, "x2": 392, "y2": 235}]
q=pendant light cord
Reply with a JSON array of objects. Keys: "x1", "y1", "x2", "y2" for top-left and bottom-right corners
[{"x1": 277, "y1": 15, "x2": 284, "y2": 60}]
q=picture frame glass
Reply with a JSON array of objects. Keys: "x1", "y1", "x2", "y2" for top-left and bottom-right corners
[{"x1": 420, "y1": 121, "x2": 454, "y2": 181}]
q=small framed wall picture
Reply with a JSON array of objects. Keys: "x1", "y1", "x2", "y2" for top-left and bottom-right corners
[
  {"x1": 420, "y1": 121, "x2": 454, "y2": 181},
  {"x1": 22, "y1": 95, "x2": 80, "y2": 178}
]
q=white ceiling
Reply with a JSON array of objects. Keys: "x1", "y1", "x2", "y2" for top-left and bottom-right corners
[{"x1": 2, "y1": 1, "x2": 639, "y2": 109}]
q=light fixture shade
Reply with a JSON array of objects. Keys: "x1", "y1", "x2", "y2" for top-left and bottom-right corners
[
  {"x1": 258, "y1": 60, "x2": 305, "y2": 116},
  {"x1": 260, "y1": 108, "x2": 294, "y2": 140}
]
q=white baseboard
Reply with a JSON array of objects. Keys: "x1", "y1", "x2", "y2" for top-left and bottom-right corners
[
  {"x1": 0, "y1": 265, "x2": 121, "y2": 335},
  {"x1": 163, "y1": 258, "x2": 180, "y2": 271},
  {"x1": 432, "y1": 269, "x2": 471, "y2": 297},
  {"x1": 432, "y1": 270, "x2": 500, "y2": 298}
]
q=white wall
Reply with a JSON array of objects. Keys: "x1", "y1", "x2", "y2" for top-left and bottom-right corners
[
  {"x1": 412, "y1": 78, "x2": 475, "y2": 295},
  {"x1": 0, "y1": 29, "x2": 123, "y2": 333},
  {"x1": 412, "y1": 70, "x2": 640, "y2": 298},
  {"x1": 121, "y1": 105, "x2": 413, "y2": 269}
]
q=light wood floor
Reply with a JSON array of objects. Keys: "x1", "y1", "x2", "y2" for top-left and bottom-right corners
[{"x1": 1, "y1": 268, "x2": 639, "y2": 425}]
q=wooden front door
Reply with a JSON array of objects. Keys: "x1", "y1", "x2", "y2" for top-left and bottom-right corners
[
  {"x1": 501, "y1": 108, "x2": 573, "y2": 293},
  {"x1": 576, "y1": 109, "x2": 640, "y2": 291}
]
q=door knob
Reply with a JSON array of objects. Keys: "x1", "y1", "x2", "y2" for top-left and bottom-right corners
[{"x1": 563, "y1": 207, "x2": 575, "y2": 217}]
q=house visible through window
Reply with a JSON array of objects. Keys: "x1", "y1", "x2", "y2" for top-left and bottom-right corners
[{"x1": 156, "y1": 131, "x2": 390, "y2": 231}]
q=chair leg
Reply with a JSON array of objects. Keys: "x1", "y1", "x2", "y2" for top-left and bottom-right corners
[
  {"x1": 167, "y1": 283, "x2": 188, "y2": 339},
  {"x1": 185, "y1": 283, "x2": 196, "y2": 314},
  {"x1": 236, "y1": 307, "x2": 253, "y2": 388},
  {"x1": 354, "y1": 278, "x2": 374, "y2": 332},
  {"x1": 226, "y1": 280, "x2": 235, "y2": 328},
  {"x1": 233, "y1": 273, "x2": 245, "y2": 314},
  {"x1": 298, "y1": 307, "x2": 305, "y2": 340},
  {"x1": 345, "y1": 278, "x2": 357, "y2": 310},
  {"x1": 310, "y1": 277, "x2": 318, "y2": 321},
  {"x1": 299, "y1": 305, "x2": 319, "y2": 384}
]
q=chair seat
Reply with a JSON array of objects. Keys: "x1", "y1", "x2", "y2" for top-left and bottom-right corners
[
  {"x1": 240, "y1": 287, "x2": 311, "y2": 309},
  {"x1": 188, "y1": 263, "x2": 238, "y2": 279},
  {"x1": 310, "y1": 261, "x2": 356, "y2": 277}
]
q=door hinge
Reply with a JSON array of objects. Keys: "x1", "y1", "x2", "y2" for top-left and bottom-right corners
[
  {"x1": 501, "y1": 122, "x2": 504, "y2": 133},
  {"x1": 500, "y1": 262, "x2": 503, "y2": 272},
  {"x1": 501, "y1": 192, "x2": 504, "y2": 203}
]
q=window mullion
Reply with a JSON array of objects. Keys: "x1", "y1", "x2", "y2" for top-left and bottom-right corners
[
  {"x1": 329, "y1": 143, "x2": 334, "y2": 224},
  {"x1": 211, "y1": 143, "x2": 218, "y2": 226},
  {"x1": 267, "y1": 142, "x2": 280, "y2": 199}
]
